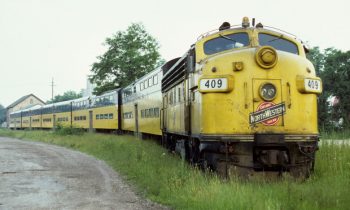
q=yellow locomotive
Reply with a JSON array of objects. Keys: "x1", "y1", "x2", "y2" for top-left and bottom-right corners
[
  {"x1": 9, "y1": 17, "x2": 321, "y2": 178},
  {"x1": 161, "y1": 17, "x2": 322, "y2": 177}
]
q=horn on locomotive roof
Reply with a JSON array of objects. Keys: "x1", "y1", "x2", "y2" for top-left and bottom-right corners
[
  {"x1": 242, "y1": 17, "x2": 250, "y2": 28},
  {"x1": 219, "y1": 22, "x2": 231, "y2": 31},
  {"x1": 256, "y1": 22, "x2": 264, "y2": 28}
]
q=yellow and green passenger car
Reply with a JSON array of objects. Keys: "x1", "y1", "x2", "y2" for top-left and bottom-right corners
[
  {"x1": 54, "y1": 100, "x2": 73, "y2": 128},
  {"x1": 30, "y1": 105, "x2": 42, "y2": 128},
  {"x1": 121, "y1": 68, "x2": 162, "y2": 136},
  {"x1": 9, "y1": 111, "x2": 21, "y2": 129},
  {"x1": 72, "y1": 97, "x2": 90, "y2": 129},
  {"x1": 41, "y1": 104, "x2": 54, "y2": 129},
  {"x1": 91, "y1": 90, "x2": 119, "y2": 130}
]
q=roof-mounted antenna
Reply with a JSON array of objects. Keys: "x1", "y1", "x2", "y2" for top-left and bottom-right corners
[{"x1": 256, "y1": 22, "x2": 264, "y2": 28}]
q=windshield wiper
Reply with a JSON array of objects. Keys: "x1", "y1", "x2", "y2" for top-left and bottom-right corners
[
  {"x1": 219, "y1": 34, "x2": 237, "y2": 43},
  {"x1": 267, "y1": 34, "x2": 284, "y2": 43}
]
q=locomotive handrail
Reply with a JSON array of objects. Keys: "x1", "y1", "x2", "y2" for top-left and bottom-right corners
[
  {"x1": 197, "y1": 24, "x2": 241, "y2": 40},
  {"x1": 197, "y1": 24, "x2": 300, "y2": 42},
  {"x1": 263, "y1": 25, "x2": 297, "y2": 39},
  {"x1": 160, "y1": 108, "x2": 163, "y2": 130}
]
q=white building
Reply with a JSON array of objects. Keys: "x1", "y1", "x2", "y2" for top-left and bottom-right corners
[{"x1": 83, "y1": 77, "x2": 96, "y2": 97}]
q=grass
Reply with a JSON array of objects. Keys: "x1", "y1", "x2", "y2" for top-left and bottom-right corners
[
  {"x1": 0, "y1": 128, "x2": 349, "y2": 210},
  {"x1": 321, "y1": 129, "x2": 350, "y2": 140}
]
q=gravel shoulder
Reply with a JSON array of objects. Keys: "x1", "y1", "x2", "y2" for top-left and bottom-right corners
[{"x1": 0, "y1": 137, "x2": 167, "y2": 210}]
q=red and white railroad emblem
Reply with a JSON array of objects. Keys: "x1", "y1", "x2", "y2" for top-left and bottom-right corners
[
  {"x1": 249, "y1": 102, "x2": 286, "y2": 125},
  {"x1": 256, "y1": 102, "x2": 279, "y2": 125}
]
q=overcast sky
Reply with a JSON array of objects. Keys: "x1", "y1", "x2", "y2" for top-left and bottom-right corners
[{"x1": 0, "y1": 0, "x2": 349, "y2": 107}]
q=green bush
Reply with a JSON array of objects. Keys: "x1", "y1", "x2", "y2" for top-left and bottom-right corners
[{"x1": 54, "y1": 124, "x2": 85, "y2": 136}]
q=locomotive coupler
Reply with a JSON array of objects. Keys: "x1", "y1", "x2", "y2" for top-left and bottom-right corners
[{"x1": 253, "y1": 134, "x2": 290, "y2": 170}]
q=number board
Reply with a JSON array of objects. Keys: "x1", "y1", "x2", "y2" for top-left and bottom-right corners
[
  {"x1": 304, "y1": 79, "x2": 321, "y2": 93},
  {"x1": 199, "y1": 78, "x2": 228, "y2": 92}
]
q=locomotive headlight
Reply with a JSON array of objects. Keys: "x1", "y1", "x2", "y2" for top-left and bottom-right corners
[
  {"x1": 255, "y1": 46, "x2": 278, "y2": 69},
  {"x1": 259, "y1": 83, "x2": 277, "y2": 101}
]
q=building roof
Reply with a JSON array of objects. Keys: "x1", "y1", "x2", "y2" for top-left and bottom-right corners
[{"x1": 6, "y1": 94, "x2": 45, "y2": 109}]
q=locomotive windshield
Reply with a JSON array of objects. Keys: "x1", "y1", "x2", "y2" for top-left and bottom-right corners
[
  {"x1": 259, "y1": 33, "x2": 299, "y2": 55},
  {"x1": 204, "y1": 32, "x2": 249, "y2": 55}
]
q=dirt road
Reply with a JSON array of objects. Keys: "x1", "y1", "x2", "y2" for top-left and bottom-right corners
[{"x1": 0, "y1": 137, "x2": 167, "y2": 210}]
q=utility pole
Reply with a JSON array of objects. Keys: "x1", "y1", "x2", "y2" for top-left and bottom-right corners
[
  {"x1": 51, "y1": 78, "x2": 55, "y2": 102},
  {"x1": 51, "y1": 78, "x2": 56, "y2": 131}
]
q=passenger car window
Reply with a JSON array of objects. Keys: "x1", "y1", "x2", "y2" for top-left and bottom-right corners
[
  {"x1": 204, "y1": 32, "x2": 249, "y2": 55},
  {"x1": 259, "y1": 33, "x2": 299, "y2": 55},
  {"x1": 153, "y1": 75, "x2": 158, "y2": 85}
]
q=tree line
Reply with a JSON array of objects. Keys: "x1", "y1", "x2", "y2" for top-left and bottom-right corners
[{"x1": 46, "y1": 90, "x2": 83, "y2": 104}]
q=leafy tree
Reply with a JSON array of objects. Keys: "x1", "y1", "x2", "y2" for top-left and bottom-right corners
[
  {"x1": 307, "y1": 47, "x2": 324, "y2": 75},
  {"x1": 47, "y1": 90, "x2": 82, "y2": 104},
  {"x1": 308, "y1": 47, "x2": 350, "y2": 130},
  {"x1": 90, "y1": 23, "x2": 164, "y2": 95},
  {"x1": 322, "y1": 48, "x2": 350, "y2": 129},
  {"x1": 0, "y1": 104, "x2": 6, "y2": 124}
]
